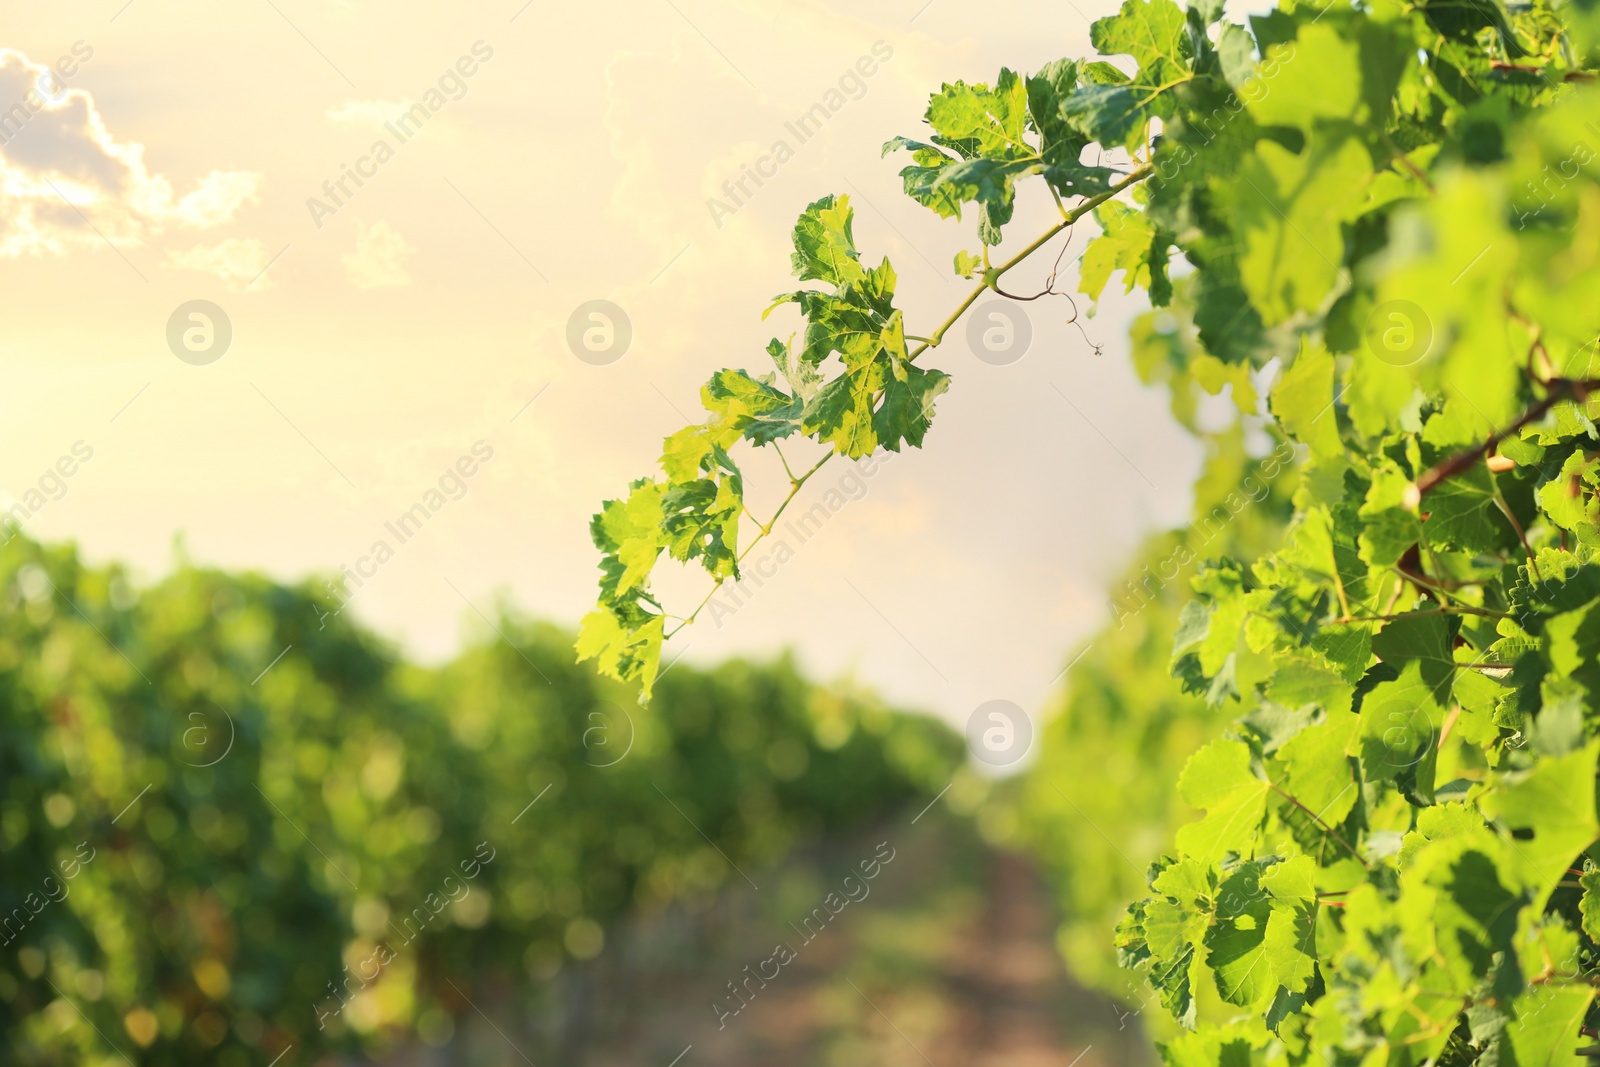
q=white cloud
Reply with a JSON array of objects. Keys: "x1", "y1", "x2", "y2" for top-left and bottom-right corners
[
  {"x1": 168, "y1": 238, "x2": 272, "y2": 290},
  {"x1": 0, "y1": 48, "x2": 262, "y2": 259},
  {"x1": 325, "y1": 99, "x2": 410, "y2": 124},
  {"x1": 342, "y1": 220, "x2": 413, "y2": 289}
]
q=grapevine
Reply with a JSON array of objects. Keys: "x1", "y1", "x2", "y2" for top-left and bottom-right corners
[
  {"x1": 0, "y1": 540, "x2": 961, "y2": 1064},
  {"x1": 582, "y1": 0, "x2": 1600, "y2": 1063}
]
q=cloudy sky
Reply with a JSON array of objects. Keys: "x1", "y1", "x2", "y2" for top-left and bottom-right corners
[{"x1": 1, "y1": 0, "x2": 1203, "y2": 731}]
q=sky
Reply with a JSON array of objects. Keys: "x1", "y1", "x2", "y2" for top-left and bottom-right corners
[{"x1": 0, "y1": 0, "x2": 1203, "y2": 732}]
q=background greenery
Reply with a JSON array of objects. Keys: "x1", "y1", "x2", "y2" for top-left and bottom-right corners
[{"x1": 0, "y1": 536, "x2": 964, "y2": 1065}]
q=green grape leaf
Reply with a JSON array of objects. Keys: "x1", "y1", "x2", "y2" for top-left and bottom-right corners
[
  {"x1": 1357, "y1": 659, "x2": 1448, "y2": 798},
  {"x1": 1025, "y1": 58, "x2": 1083, "y2": 152},
  {"x1": 1423, "y1": 465, "x2": 1517, "y2": 554},
  {"x1": 1538, "y1": 448, "x2": 1600, "y2": 538},
  {"x1": 1417, "y1": 0, "x2": 1524, "y2": 57},
  {"x1": 1205, "y1": 857, "x2": 1320, "y2": 1009},
  {"x1": 1504, "y1": 985, "x2": 1596, "y2": 1067},
  {"x1": 926, "y1": 69, "x2": 1031, "y2": 156},
  {"x1": 1370, "y1": 609, "x2": 1458, "y2": 700},
  {"x1": 662, "y1": 369, "x2": 802, "y2": 482},
  {"x1": 661, "y1": 474, "x2": 743, "y2": 578},
  {"x1": 1144, "y1": 897, "x2": 1207, "y2": 1023},
  {"x1": 1270, "y1": 340, "x2": 1341, "y2": 459},
  {"x1": 803, "y1": 361, "x2": 886, "y2": 458},
  {"x1": 928, "y1": 157, "x2": 1038, "y2": 243},
  {"x1": 1532, "y1": 676, "x2": 1587, "y2": 757},
  {"x1": 1026, "y1": 59, "x2": 1119, "y2": 197},
  {"x1": 1400, "y1": 801, "x2": 1487, "y2": 868},
  {"x1": 1173, "y1": 559, "x2": 1248, "y2": 678},
  {"x1": 1205, "y1": 862, "x2": 1278, "y2": 1007},
  {"x1": 1262, "y1": 904, "x2": 1318, "y2": 995},
  {"x1": 885, "y1": 70, "x2": 1045, "y2": 244},
  {"x1": 1216, "y1": 23, "x2": 1257, "y2": 89},
  {"x1": 1082, "y1": 0, "x2": 1194, "y2": 144},
  {"x1": 1510, "y1": 555, "x2": 1600, "y2": 621},
  {"x1": 575, "y1": 609, "x2": 664, "y2": 704},
  {"x1": 1358, "y1": 461, "x2": 1423, "y2": 568},
  {"x1": 767, "y1": 337, "x2": 824, "y2": 403},
  {"x1": 1244, "y1": 23, "x2": 1363, "y2": 129},
  {"x1": 1243, "y1": 701, "x2": 1320, "y2": 754},
  {"x1": 874, "y1": 363, "x2": 952, "y2": 453},
  {"x1": 1151, "y1": 854, "x2": 1219, "y2": 902},
  {"x1": 1080, "y1": 200, "x2": 1174, "y2": 306},
  {"x1": 1231, "y1": 133, "x2": 1374, "y2": 327},
  {"x1": 1411, "y1": 842, "x2": 1524, "y2": 992},
  {"x1": 1176, "y1": 738, "x2": 1270, "y2": 861},
  {"x1": 1091, "y1": 0, "x2": 1191, "y2": 87},
  {"x1": 1580, "y1": 867, "x2": 1600, "y2": 942},
  {"x1": 1261, "y1": 854, "x2": 1319, "y2": 902},
  {"x1": 887, "y1": 137, "x2": 966, "y2": 219},
  {"x1": 791, "y1": 194, "x2": 865, "y2": 287},
  {"x1": 1480, "y1": 741, "x2": 1600, "y2": 907},
  {"x1": 1160, "y1": 1023, "x2": 1270, "y2": 1067},
  {"x1": 1062, "y1": 84, "x2": 1150, "y2": 151},
  {"x1": 1190, "y1": 264, "x2": 1285, "y2": 368},
  {"x1": 591, "y1": 479, "x2": 667, "y2": 597},
  {"x1": 1265, "y1": 655, "x2": 1356, "y2": 717},
  {"x1": 1275, "y1": 712, "x2": 1361, "y2": 827}
]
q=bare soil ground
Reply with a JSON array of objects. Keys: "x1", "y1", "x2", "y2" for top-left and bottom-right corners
[{"x1": 380, "y1": 811, "x2": 1157, "y2": 1067}]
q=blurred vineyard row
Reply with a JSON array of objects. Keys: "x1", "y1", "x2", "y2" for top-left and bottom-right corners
[
  {"x1": 1015, "y1": 297, "x2": 1292, "y2": 1041},
  {"x1": 0, "y1": 536, "x2": 965, "y2": 1065}
]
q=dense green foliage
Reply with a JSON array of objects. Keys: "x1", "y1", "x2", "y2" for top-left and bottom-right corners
[
  {"x1": 587, "y1": 0, "x2": 1600, "y2": 1062},
  {"x1": 0, "y1": 537, "x2": 960, "y2": 1065},
  {"x1": 1015, "y1": 420, "x2": 1293, "y2": 1011}
]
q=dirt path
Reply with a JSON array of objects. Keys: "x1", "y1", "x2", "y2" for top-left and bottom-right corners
[
  {"x1": 394, "y1": 813, "x2": 1158, "y2": 1066},
  {"x1": 560, "y1": 817, "x2": 1159, "y2": 1067}
]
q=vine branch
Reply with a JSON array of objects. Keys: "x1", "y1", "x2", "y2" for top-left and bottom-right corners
[
  {"x1": 1416, "y1": 377, "x2": 1600, "y2": 496},
  {"x1": 665, "y1": 454, "x2": 831, "y2": 637},
  {"x1": 908, "y1": 166, "x2": 1153, "y2": 362},
  {"x1": 665, "y1": 168, "x2": 1156, "y2": 638}
]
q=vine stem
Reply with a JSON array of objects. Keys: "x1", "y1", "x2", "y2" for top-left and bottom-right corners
[
  {"x1": 664, "y1": 167, "x2": 1154, "y2": 639},
  {"x1": 1416, "y1": 377, "x2": 1600, "y2": 496},
  {"x1": 908, "y1": 165, "x2": 1153, "y2": 362},
  {"x1": 664, "y1": 454, "x2": 832, "y2": 637},
  {"x1": 1330, "y1": 545, "x2": 1353, "y2": 621},
  {"x1": 1337, "y1": 605, "x2": 1511, "y2": 623},
  {"x1": 1491, "y1": 477, "x2": 1542, "y2": 581},
  {"x1": 1387, "y1": 565, "x2": 1476, "y2": 600},
  {"x1": 772, "y1": 440, "x2": 799, "y2": 484},
  {"x1": 1267, "y1": 782, "x2": 1371, "y2": 869}
]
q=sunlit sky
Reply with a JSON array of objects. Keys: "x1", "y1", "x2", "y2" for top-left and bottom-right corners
[{"x1": 2, "y1": 0, "x2": 1206, "y2": 729}]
